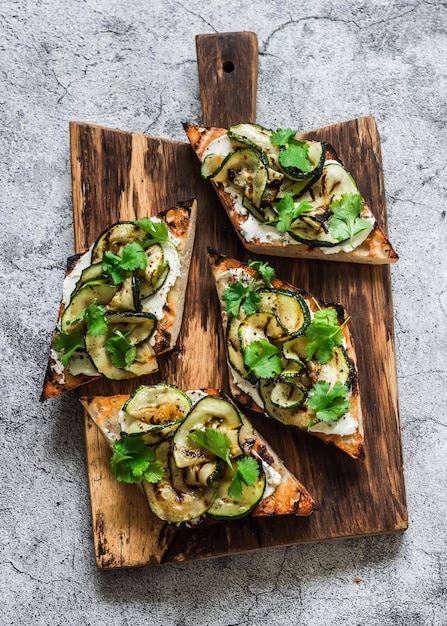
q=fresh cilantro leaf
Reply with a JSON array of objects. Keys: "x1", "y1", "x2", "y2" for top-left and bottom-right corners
[
  {"x1": 328, "y1": 193, "x2": 372, "y2": 246},
  {"x1": 119, "y1": 241, "x2": 147, "y2": 271},
  {"x1": 102, "y1": 242, "x2": 147, "y2": 284},
  {"x1": 134, "y1": 218, "x2": 174, "y2": 248},
  {"x1": 248, "y1": 259, "x2": 276, "y2": 286},
  {"x1": 227, "y1": 474, "x2": 243, "y2": 499},
  {"x1": 106, "y1": 330, "x2": 137, "y2": 368},
  {"x1": 102, "y1": 251, "x2": 128, "y2": 285},
  {"x1": 236, "y1": 456, "x2": 259, "y2": 486},
  {"x1": 143, "y1": 463, "x2": 166, "y2": 483},
  {"x1": 223, "y1": 261, "x2": 275, "y2": 317},
  {"x1": 304, "y1": 307, "x2": 345, "y2": 364},
  {"x1": 223, "y1": 282, "x2": 249, "y2": 316},
  {"x1": 110, "y1": 435, "x2": 164, "y2": 484},
  {"x1": 63, "y1": 301, "x2": 108, "y2": 336},
  {"x1": 243, "y1": 289, "x2": 261, "y2": 315},
  {"x1": 279, "y1": 140, "x2": 311, "y2": 172},
  {"x1": 275, "y1": 194, "x2": 314, "y2": 233},
  {"x1": 271, "y1": 129, "x2": 312, "y2": 173},
  {"x1": 223, "y1": 281, "x2": 260, "y2": 317},
  {"x1": 307, "y1": 381, "x2": 349, "y2": 423},
  {"x1": 271, "y1": 128, "x2": 296, "y2": 145},
  {"x1": 52, "y1": 329, "x2": 84, "y2": 367},
  {"x1": 227, "y1": 457, "x2": 259, "y2": 498},
  {"x1": 188, "y1": 428, "x2": 232, "y2": 469},
  {"x1": 244, "y1": 339, "x2": 282, "y2": 379},
  {"x1": 188, "y1": 429, "x2": 260, "y2": 500},
  {"x1": 84, "y1": 302, "x2": 109, "y2": 336}
]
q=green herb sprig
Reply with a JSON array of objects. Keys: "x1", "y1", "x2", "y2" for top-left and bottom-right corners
[
  {"x1": 243, "y1": 339, "x2": 282, "y2": 379},
  {"x1": 102, "y1": 241, "x2": 147, "y2": 285},
  {"x1": 65, "y1": 301, "x2": 109, "y2": 336},
  {"x1": 328, "y1": 193, "x2": 373, "y2": 246},
  {"x1": 52, "y1": 328, "x2": 84, "y2": 367},
  {"x1": 223, "y1": 260, "x2": 276, "y2": 317},
  {"x1": 110, "y1": 434, "x2": 164, "y2": 483},
  {"x1": 307, "y1": 381, "x2": 349, "y2": 423},
  {"x1": 106, "y1": 330, "x2": 137, "y2": 368},
  {"x1": 188, "y1": 428, "x2": 259, "y2": 499},
  {"x1": 271, "y1": 128, "x2": 312, "y2": 173},
  {"x1": 274, "y1": 193, "x2": 314, "y2": 233},
  {"x1": 304, "y1": 307, "x2": 348, "y2": 364},
  {"x1": 134, "y1": 218, "x2": 176, "y2": 249}
]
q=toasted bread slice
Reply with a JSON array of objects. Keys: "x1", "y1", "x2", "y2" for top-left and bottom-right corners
[
  {"x1": 80, "y1": 386, "x2": 317, "y2": 522},
  {"x1": 41, "y1": 199, "x2": 197, "y2": 400},
  {"x1": 208, "y1": 249, "x2": 365, "y2": 459},
  {"x1": 184, "y1": 123, "x2": 397, "y2": 265}
]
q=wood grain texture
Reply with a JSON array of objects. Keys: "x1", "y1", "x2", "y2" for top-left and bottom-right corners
[
  {"x1": 196, "y1": 32, "x2": 258, "y2": 127},
  {"x1": 71, "y1": 32, "x2": 406, "y2": 569},
  {"x1": 71, "y1": 116, "x2": 407, "y2": 569}
]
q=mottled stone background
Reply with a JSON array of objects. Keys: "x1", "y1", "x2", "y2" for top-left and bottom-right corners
[{"x1": 1, "y1": 1, "x2": 446, "y2": 624}]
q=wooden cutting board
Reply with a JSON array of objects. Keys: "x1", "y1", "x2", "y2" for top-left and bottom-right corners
[{"x1": 70, "y1": 32, "x2": 407, "y2": 569}]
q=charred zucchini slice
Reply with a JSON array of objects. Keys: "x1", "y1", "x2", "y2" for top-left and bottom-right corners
[
  {"x1": 211, "y1": 148, "x2": 268, "y2": 209},
  {"x1": 122, "y1": 383, "x2": 192, "y2": 423},
  {"x1": 261, "y1": 168, "x2": 284, "y2": 204},
  {"x1": 206, "y1": 461, "x2": 265, "y2": 520},
  {"x1": 319, "y1": 346, "x2": 353, "y2": 389},
  {"x1": 66, "y1": 351, "x2": 99, "y2": 376},
  {"x1": 201, "y1": 153, "x2": 226, "y2": 179},
  {"x1": 123, "y1": 383, "x2": 191, "y2": 420},
  {"x1": 74, "y1": 262, "x2": 106, "y2": 292},
  {"x1": 239, "y1": 311, "x2": 285, "y2": 346},
  {"x1": 85, "y1": 312, "x2": 158, "y2": 380},
  {"x1": 143, "y1": 440, "x2": 216, "y2": 523},
  {"x1": 287, "y1": 163, "x2": 369, "y2": 247},
  {"x1": 106, "y1": 272, "x2": 141, "y2": 312},
  {"x1": 227, "y1": 123, "x2": 279, "y2": 168},
  {"x1": 242, "y1": 195, "x2": 268, "y2": 222},
  {"x1": 61, "y1": 281, "x2": 119, "y2": 333},
  {"x1": 139, "y1": 244, "x2": 170, "y2": 299},
  {"x1": 282, "y1": 336, "x2": 310, "y2": 361},
  {"x1": 275, "y1": 174, "x2": 319, "y2": 200},
  {"x1": 85, "y1": 332, "x2": 139, "y2": 380},
  {"x1": 123, "y1": 340, "x2": 158, "y2": 377},
  {"x1": 269, "y1": 378, "x2": 308, "y2": 408},
  {"x1": 226, "y1": 316, "x2": 258, "y2": 385},
  {"x1": 259, "y1": 379, "x2": 314, "y2": 429},
  {"x1": 91, "y1": 221, "x2": 148, "y2": 263},
  {"x1": 184, "y1": 460, "x2": 225, "y2": 487},
  {"x1": 288, "y1": 217, "x2": 339, "y2": 247},
  {"x1": 105, "y1": 311, "x2": 157, "y2": 344},
  {"x1": 173, "y1": 395, "x2": 243, "y2": 469},
  {"x1": 257, "y1": 289, "x2": 310, "y2": 337},
  {"x1": 85, "y1": 333, "x2": 158, "y2": 380}
]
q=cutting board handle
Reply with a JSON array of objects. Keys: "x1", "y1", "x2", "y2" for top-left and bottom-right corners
[{"x1": 196, "y1": 32, "x2": 258, "y2": 127}]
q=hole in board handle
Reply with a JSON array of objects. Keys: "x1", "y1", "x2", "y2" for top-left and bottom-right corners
[{"x1": 223, "y1": 60, "x2": 235, "y2": 73}]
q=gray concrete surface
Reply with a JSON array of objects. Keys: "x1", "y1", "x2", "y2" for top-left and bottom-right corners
[{"x1": 1, "y1": 1, "x2": 446, "y2": 624}]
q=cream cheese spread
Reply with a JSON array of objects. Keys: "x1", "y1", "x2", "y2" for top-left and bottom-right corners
[
  {"x1": 142, "y1": 234, "x2": 181, "y2": 321},
  {"x1": 309, "y1": 411, "x2": 358, "y2": 436},
  {"x1": 260, "y1": 460, "x2": 282, "y2": 499},
  {"x1": 62, "y1": 246, "x2": 93, "y2": 307}
]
